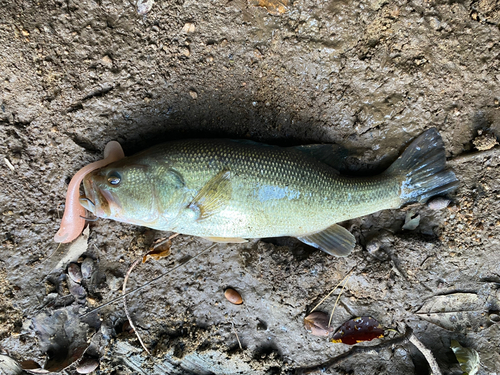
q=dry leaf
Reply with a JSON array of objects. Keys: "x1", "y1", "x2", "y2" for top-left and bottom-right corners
[
  {"x1": 248, "y1": 0, "x2": 289, "y2": 15},
  {"x1": 32, "y1": 308, "x2": 90, "y2": 372},
  {"x1": 416, "y1": 293, "x2": 492, "y2": 332},
  {"x1": 331, "y1": 316, "x2": 384, "y2": 345},
  {"x1": 55, "y1": 227, "x2": 89, "y2": 270},
  {"x1": 451, "y1": 340, "x2": 480, "y2": 375},
  {"x1": 142, "y1": 239, "x2": 172, "y2": 263},
  {"x1": 304, "y1": 311, "x2": 334, "y2": 337}
]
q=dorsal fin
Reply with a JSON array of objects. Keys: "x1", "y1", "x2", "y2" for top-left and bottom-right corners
[{"x1": 292, "y1": 144, "x2": 348, "y2": 171}]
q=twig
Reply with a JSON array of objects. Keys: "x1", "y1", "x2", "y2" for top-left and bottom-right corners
[
  {"x1": 231, "y1": 321, "x2": 243, "y2": 350},
  {"x1": 123, "y1": 258, "x2": 151, "y2": 355},
  {"x1": 152, "y1": 233, "x2": 180, "y2": 250},
  {"x1": 79, "y1": 243, "x2": 216, "y2": 318},
  {"x1": 405, "y1": 325, "x2": 443, "y2": 375},
  {"x1": 310, "y1": 268, "x2": 355, "y2": 314},
  {"x1": 448, "y1": 147, "x2": 499, "y2": 165},
  {"x1": 329, "y1": 274, "x2": 350, "y2": 326},
  {"x1": 296, "y1": 326, "x2": 414, "y2": 373},
  {"x1": 4, "y1": 157, "x2": 15, "y2": 171}
]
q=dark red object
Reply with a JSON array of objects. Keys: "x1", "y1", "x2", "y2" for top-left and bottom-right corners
[{"x1": 331, "y1": 316, "x2": 384, "y2": 345}]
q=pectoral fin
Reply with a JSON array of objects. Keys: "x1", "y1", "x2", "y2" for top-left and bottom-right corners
[
  {"x1": 188, "y1": 169, "x2": 232, "y2": 220},
  {"x1": 203, "y1": 236, "x2": 248, "y2": 243},
  {"x1": 297, "y1": 224, "x2": 355, "y2": 257}
]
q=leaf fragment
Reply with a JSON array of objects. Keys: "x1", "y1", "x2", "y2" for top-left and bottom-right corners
[
  {"x1": 451, "y1": 340, "x2": 480, "y2": 375},
  {"x1": 402, "y1": 212, "x2": 420, "y2": 230},
  {"x1": 331, "y1": 316, "x2": 384, "y2": 345},
  {"x1": 248, "y1": 0, "x2": 290, "y2": 15},
  {"x1": 142, "y1": 239, "x2": 172, "y2": 263},
  {"x1": 304, "y1": 311, "x2": 334, "y2": 337}
]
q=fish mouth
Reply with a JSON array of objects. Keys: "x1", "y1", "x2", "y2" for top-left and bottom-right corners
[{"x1": 80, "y1": 177, "x2": 114, "y2": 217}]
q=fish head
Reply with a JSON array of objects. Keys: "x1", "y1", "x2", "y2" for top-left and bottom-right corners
[{"x1": 80, "y1": 160, "x2": 160, "y2": 226}]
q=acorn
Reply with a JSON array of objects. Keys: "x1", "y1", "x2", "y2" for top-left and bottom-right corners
[{"x1": 224, "y1": 288, "x2": 243, "y2": 305}]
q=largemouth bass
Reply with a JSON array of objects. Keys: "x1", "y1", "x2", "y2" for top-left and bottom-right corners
[{"x1": 79, "y1": 128, "x2": 458, "y2": 256}]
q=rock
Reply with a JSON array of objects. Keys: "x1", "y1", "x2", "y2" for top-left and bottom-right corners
[
  {"x1": 76, "y1": 357, "x2": 99, "y2": 374},
  {"x1": 427, "y1": 197, "x2": 451, "y2": 210},
  {"x1": 67, "y1": 263, "x2": 83, "y2": 283},
  {"x1": 81, "y1": 258, "x2": 94, "y2": 279}
]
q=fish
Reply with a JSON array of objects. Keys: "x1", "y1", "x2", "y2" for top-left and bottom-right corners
[{"x1": 79, "y1": 128, "x2": 458, "y2": 257}]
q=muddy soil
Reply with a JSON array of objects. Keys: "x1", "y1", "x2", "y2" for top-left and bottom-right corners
[{"x1": 1, "y1": 0, "x2": 500, "y2": 374}]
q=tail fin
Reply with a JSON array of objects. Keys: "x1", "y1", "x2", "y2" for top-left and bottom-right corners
[{"x1": 385, "y1": 128, "x2": 459, "y2": 204}]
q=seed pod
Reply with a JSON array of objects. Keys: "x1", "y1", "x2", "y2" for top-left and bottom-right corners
[
  {"x1": 67, "y1": 262, "x2": 83, "y2": 283},
  {"x1": 224, "y1": 288, "x2": 243, "y2": 305},
  {"x1": 76, "y1": 357, "x2": 99, "y2": 374},
  {"x1": 304, "y1": 311, "x2": 333, "y2": 337},
  {"x1": 81, "y1": 257, "x2": 95, "y2": 279}
]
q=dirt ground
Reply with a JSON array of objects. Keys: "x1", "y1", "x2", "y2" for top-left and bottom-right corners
[{"x1": 1, "y1": 0, "x2": 500, "y2": 374}]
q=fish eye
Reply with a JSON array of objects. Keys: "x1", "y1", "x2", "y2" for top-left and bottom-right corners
[{"x1": 107, "y1": 172, "x2": 121, "y2": 186}]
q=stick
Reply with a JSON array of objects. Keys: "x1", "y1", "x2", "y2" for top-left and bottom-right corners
[
  {"x1": 231, "y1": 321, "x2": 243, "y2": 350},
  {"x1": 296, "y1": 326, "x2": 414, "y2": 373},
  {"x1": 448, "y1": 147, "x2": 498, "y2": 165},
  {"x1": 123, "y1": 258, "x2": 151, "y2": 355},
  {"x1": 310, "y1": 267, "x2": 355, "y2": 313},
  {"x1": 406, "y1": 327, "x2": 443, "y2": 375},
  {"x1": 328, "y1": 274, "x2": 350, "y2": 326},
  {"x1": 79, "y1": 243, "x2": 216, "y2": 318}
]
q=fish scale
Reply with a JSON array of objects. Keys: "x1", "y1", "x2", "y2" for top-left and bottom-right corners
[{"x1": 81, "y1": 129, "x2": 458, "y2": 256}]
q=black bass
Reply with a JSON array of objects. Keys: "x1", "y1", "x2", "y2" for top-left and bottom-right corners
[{"x1": 80, "y1": 128, "x2": 458, "y2": 256}]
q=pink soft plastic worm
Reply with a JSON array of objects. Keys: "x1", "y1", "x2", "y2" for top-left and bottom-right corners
[{"x1": 54, "y1": 141, "x2": 125, "y2": 243}]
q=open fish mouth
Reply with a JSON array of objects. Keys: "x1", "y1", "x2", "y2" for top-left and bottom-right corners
[{"x1": 80, "y1": 178, "x2": 114, "y2": 217}]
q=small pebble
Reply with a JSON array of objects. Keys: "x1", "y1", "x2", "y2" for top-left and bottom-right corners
[
  {"x1": 101, "y1": 55, "x2": 112, "y2": 66},
  {"x1": 68, "y1": 263, "x2": 83, "y2": 283},
  {"x1": 106, "y1": 274, "x2": 123, "y2": 291},
  {"x1": 489, "y1": 313, "x2": 500, "y2": 323},
  {"x1": 81, "y1": 258, "x2": 94, "y2": 279},
  {"x1": 76, "y1": 357, "x2": 99, "y2": 374},
  {"x1": 365, "y1": 235, "x2": 389, "y2": 260},
  {"x1": 137, "y1": 0, "x2": 154, "y2": 15},
  {"x1": 366, "y1": 239, "x2": 381, "y2": 255},
  {"x1": 402, "y1": 212, "x2": 420, "y2": 230},
  {"x1": 68, "y1": 277, "x2": 87, "y2": 302},
  {"x1": 189, "y1": 90, "x2": 198, "y2": 99},
  {"x1": 304, "y1": 311, "x2": 333, "y2": 337},
  {"x1": 182, "y1": 23, "x2": 196, "y2": 33},
  {"x1": 473, "y1": 130, "x2": 498, "y2": 151},
  {"x1": 224, "y1": 288, "x2": 243, "y2": 305},
  {"x1": 427, "y1": 197, "x2": 451, "y2": 210}
]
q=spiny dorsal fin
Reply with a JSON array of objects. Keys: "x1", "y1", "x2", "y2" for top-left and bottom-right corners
[
  {"x1": 297, "y1": 224, "x2": 355, "y2": 257},
  {"x1": 292, "y1": 144, "x2": 348, "y2": 171},
  {"x1": 188, "y1": 169, "x2": 232, "y2": 220}
]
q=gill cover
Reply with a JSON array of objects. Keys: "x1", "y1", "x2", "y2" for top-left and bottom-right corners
[{"x1": 81, "y1": 162, "x2": 160, "y2": 226}]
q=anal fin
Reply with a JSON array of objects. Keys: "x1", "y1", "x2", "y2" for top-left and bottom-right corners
[
  {"x1": 203, "y1": 236, "x2": 248, "y2": 243},
  {"x1": 297, "y1": 224, "x2": 355, "y2": 257}
]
